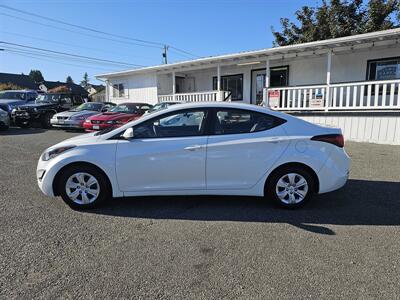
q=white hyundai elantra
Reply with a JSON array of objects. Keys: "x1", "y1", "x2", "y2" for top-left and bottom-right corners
[{"x1": 37, "y1": 102, "x2": 350, "y2": 209}]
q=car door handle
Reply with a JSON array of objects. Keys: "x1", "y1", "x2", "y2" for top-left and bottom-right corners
[{"x1": 184, "y1": 145, "x2": 203, "y2": 151}]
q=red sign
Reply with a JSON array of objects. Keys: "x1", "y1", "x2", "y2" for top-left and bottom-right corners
[{"x1": 268, "y1": 90, "x2": 280, "y2": 108}]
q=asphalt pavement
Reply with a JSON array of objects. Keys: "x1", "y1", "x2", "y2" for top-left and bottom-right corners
[{"x1": 1, "y1": 127, "x2": 399, "y2": 299}]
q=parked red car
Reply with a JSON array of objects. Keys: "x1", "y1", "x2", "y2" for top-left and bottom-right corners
[{"x1": 83, "y1": 102, "x2": 152, "y2": 131}]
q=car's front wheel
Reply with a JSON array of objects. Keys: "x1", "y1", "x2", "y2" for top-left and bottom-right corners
[
  {"x1": 266, "y1": 166, "x2": 315, "y2": 209},
  {"x1": 58, "y1": 165, "x2": 111, "y2": 209},
  {"x1": 41, "y1": 112, "x2": 54, "y2": 128}
]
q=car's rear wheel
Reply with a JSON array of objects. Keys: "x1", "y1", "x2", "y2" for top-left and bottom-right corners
[
  {"x1": 266, "y1": 166, "x2": 314, "y2": 209},
  {"x1": 58, "y1": 165, "x2": 111, "y2": 209}
]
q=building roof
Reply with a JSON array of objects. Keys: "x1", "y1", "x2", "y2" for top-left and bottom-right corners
[
  {"x1": 96, "y1": 28, "x2": 400, "y2": 79},
  {"x1": 0, "y1": 72, "x2": 38, "y2": 89},
  {"x1": 41, "y1": 80, "x2": 89, "y2": 95}
]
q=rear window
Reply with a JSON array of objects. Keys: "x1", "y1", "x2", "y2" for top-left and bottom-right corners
[{"x1": 213, "y1": 108, "x2": 285, "y2": 135}]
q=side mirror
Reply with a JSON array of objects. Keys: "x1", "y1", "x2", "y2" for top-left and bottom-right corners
[{"x1": 122, "y1": 128, "x2": 134, "y2": 140}]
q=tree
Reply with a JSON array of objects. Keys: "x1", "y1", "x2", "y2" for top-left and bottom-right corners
[
  {"x1": 80, "y1": 72, "x2": 90, "y2": 89},
  {"x1": 0, "y1": 83, "x2": 24, "y2": 91},
  {"x1": 66, "y1": 76, "x2": 74, "y2": 84},
  {"x1": 29, "y1": 70, "x2": 44, "y2": 83},
  {"x1": 271, "y1": 0, "x2": 399, "y2": 46}
]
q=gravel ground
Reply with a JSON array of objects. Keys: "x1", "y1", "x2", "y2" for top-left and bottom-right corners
[{"x1": 0, "y1": 127, "x2": 399, "y2": 299}]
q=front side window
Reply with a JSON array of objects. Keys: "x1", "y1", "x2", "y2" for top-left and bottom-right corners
[
  {"x1": 132, "y1": 110, "x2": 206, "y2": 138},
  {"x1": 367, "y1": 58, "x2": 400, "y2": 80},
  {"x1": 112, "y1": 83, "x2": 125, "y2": 97},
  {"x1": 213, "y1": 74, "x2": 243, "y2": 101},
  {"x1": 213, "y1": 109, "x2": 285, "y2": 135}
]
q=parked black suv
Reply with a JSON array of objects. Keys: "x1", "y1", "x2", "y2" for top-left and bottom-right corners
[{"x1": 12, "y1": 93, "x2": 84, "y2": 128}]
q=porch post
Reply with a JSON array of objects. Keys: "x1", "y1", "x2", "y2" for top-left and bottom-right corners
[
  {"x1": 217, "y1": 64, "x2": 222, "y2": 101},
  {"x1": 172, "y1": 71, "x2": 176, "y2": 101},
  {"x1": 263, "y1": 58, "x2": 270, "y2": 107},
  {"x1": 105, "y1": 80, "x2": 110, "y2": 102},
  {"x1": 325, "y1": 50, "x2": 332, "y2": 111}
]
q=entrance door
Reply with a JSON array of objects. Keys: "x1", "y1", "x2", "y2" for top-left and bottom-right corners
[{"x1": 251, "y1": 66, "x2": 289, "y2": 104}]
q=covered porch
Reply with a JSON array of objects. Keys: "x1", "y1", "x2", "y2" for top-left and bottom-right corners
[{"x1": 156, "y1": 29, "x2": 400, "y2": 112}]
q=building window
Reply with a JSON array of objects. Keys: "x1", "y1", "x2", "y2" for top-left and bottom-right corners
[
  {"x1": 367, "y1": 57, "x2": 400, "y2": 81},
  {"x1": 112, "y1": 83, "x2": 125, "y2": 98},
  {"x1": 213, "y1": 74, "x2": 243, "y2": 101}
]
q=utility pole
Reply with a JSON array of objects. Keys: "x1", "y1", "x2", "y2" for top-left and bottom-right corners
[{"x1": 162, "y1": 45, "x2": 169, "y2": 64}]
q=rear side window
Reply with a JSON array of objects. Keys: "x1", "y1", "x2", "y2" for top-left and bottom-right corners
[{"x1": 213, "y1": 108, "x2": 285, "y2": 135}]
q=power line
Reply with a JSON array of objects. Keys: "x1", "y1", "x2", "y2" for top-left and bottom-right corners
[
  {"x1": 0, "y1": 4, "x2": 164, "y2": 47},
  {"x1": 2, "y1": 47, "x2": 127, "y2": 69},
  {"x1": 0, "y1": 13, "x2": 163, "y2": 50},
  {"x1": 0, "y1": 41, "x2": 146, "y2": 67},
  {"x1": 0, "y1": 4, "x2": 201, "y2": 59},
  {"x1": 4, "y1": 50, "x2": 120, "y2": 72},
  {"x1": 0, "y1": 31, "x2": 157, "y2": 61}
]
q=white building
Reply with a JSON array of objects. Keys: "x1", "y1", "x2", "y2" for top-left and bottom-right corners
[{"x1": 96, "y1": 29, "x2": 400, "y2": 145}]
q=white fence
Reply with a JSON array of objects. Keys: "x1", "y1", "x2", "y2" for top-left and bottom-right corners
[
  {"x1": 158, "y1": 90, "x2": 231, "y2": 103},
  {"x1": 268, "y1": 79, "x2": 400, "y2": 111}
]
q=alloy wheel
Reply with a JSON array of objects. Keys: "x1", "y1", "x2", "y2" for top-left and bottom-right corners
[
  {"x1": 275, "y1": 173, "x2": 309, "y2": 204},
  {"x1": 65, "y1": 172, "x2": 100, "y2": 205}
]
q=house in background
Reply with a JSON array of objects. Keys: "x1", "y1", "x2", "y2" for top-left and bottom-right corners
[
  {"x1": 96, "y1": 28, "x2": 400, "y2": 145},
  {"x1": 0, "y1": 72, "x2": 38, "y2": 90},
  {"x1": 86, "y1": 84, "x2": 105, "y2": 102},
  {"x1": 39, "y1": 81, "x2": 89, "y2": 98}
]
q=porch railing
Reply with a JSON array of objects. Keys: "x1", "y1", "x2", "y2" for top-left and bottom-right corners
[
  {"x1": 158, "y1": 90, "x2": 231, "y2": 103},
  {"x1": 267, "y1": 79, "x2": 400, "y2": 111}
]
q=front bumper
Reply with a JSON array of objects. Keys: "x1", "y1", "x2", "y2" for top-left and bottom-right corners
[
  {"x1": 83, "y1": 122, "x2": 116, "y2": 131},
  {"x1": 50, "y1": 118, "x2": 84, "y2": 129}
]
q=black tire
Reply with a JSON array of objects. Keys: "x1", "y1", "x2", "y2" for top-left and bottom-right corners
[
  {"x1": 266, "y1": 165, "x2": 315, "y2": 209},
  {"x1": 57, "y1": 164, "x2": 111, "y2": 209},
  {"x1": 16, "y1": 120, "x2": 30, "y2": 128},
  {"x1": 41, "y1": 112, "x2": 54, "y2": 128}
]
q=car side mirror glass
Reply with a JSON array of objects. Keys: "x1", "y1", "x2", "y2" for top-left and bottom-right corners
[{"x1": 122, "y1": 128, "x2": 134, "y2": 140}]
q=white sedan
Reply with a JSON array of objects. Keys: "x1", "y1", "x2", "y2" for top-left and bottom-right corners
[{"x1": 37, "y1": 102, "x2": 350, "y2": 209}]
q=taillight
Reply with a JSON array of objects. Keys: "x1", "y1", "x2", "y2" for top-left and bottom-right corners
[{"x1": 311, "y1": 134, "x2": 344, "y2": 148}]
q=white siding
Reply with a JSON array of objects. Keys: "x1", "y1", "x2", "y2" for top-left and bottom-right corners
[
  {"x1": 299, "y1": 115, "x2": 400, "y2": 145},
  {"x1": 108, "y1": 73, "x2": 158, "y2": 105}
]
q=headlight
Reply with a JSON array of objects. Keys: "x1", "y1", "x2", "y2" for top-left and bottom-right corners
[
  {"x1": 33, "y1": 108, "x2": 38, "y2": 112},
  {"x1": 8, "y1": 104, "x2": 14, "y2": 112},
  {"x1": 41, "y1": 145, "x2": 76, "y2": 161}
]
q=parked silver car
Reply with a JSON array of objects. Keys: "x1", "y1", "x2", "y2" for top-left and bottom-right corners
[
  {"x1": 50, "y1": 102, "x2": 115, "y2": 129},
  {"x1": 0, "y1": 108, "x2": 10, "y2": 130}
]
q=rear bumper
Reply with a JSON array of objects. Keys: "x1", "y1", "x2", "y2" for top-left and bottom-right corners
[{"x1": 317, "y1": 147, "x2": 351, "y2": 194}]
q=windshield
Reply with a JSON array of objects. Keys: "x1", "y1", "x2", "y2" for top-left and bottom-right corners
[
  {"x1": 147, "y1": 103, "x2": 164, "y2": 113},
  {"x1": 73, "y1": 102, "x2": 103, "y2": 112},
  {"x1": 110, "y1": 104, "x2": 139, "y2": 114},
  {"x1": 36, "y1": 94, "x2": 60, "y2": 103},
  {"x1": 94, "y1": 125, "x2": 118, "y2": 136},
  {"x1": 0, "y1": 91, "x2": 26, "y2": 100}
]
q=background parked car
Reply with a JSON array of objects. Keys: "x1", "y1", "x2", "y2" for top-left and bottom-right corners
[
  {"x1": 83, "y1": 102, "x2": 152, "y2": 131},
  {"x1": 0, "y1": 90, "x2": 38, "y2": 115},
  {"x1": 0, "y1": 108, "x2": 10, "y2": 130},
  {"x1": 50, "y1": 102, "x2": 116, "y2": 129},
  {"x1": 12, "y1": 92, "x2": 84, "y2": 128},
  {"x1": 144, "y1": 101, "x2": 182, "y2": 115}
]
